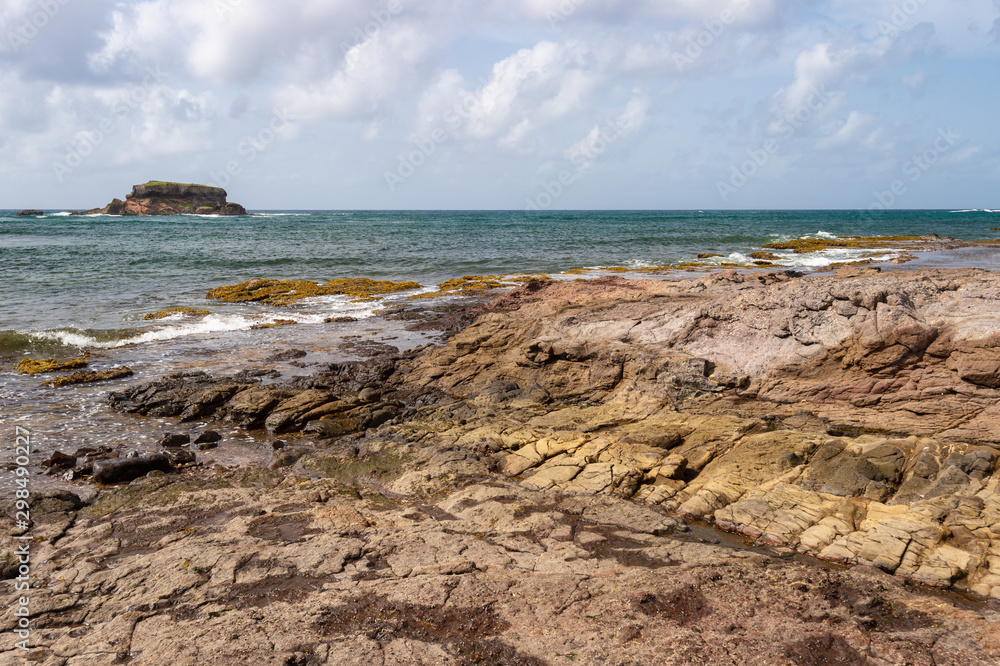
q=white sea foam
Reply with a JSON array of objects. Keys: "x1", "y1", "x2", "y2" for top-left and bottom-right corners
[
  {"x1": 123, "y1": 314, "x2": 256, "y2": 344},
  {"x1": 50, "y1": 212, "x2": 72, "y2": 217},
  {"x1": 950, "y1": 209, "x2": 1000, "y2": 213},
  {"x1": 29, "y1": 330, "x2": 122, "y2": 349},
  {"x1": 816, "y1": 231, "x2": 836, "y2": 238}
]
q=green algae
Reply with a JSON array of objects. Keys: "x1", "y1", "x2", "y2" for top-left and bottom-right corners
[
  {"x1": 43, "y1": 367, "x2": 133, "y2": 387},
  {"x1": 17, "y1": 357, "x2": 89, "y2": 375},
  {"x1": 762, "y1": 235, "x2": 923, "y2": 254},
  {"x1": 206, "y1": 278, "x2": 423, "y2": 306}
]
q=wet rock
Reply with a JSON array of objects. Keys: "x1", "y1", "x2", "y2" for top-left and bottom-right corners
[
  {"x1": 43, "y1": 367, "x2": 134, "y2": 387},
  {"x1": 263, "y1": 349, "x2": 308, "y2": 363},
  {"x1": 270, "y1": 446, "x2": 311, "y2": 469},
  {"x1": 158, "y1": 434, "x2": 191, "y2": 448},
  {"x1": 193, "y1": 430, "x2": 223, "y2": 444},
  {"x1": 164, "y1": 449, "x2": 196, "y2": 466},
  {"x1": 42, "y1": 451, "x2": 77, "y2": 469},
  {"x1": 109, "y1": 372, "x2": 251, "y2": 418},
  {"x1": 92, "y1": 454, "x2": 173, "y2": 484}
]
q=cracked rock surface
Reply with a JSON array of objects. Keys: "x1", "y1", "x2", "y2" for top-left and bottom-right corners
[{"x1": 5, "y1": 268, "x2": 1000, "y2": 664}]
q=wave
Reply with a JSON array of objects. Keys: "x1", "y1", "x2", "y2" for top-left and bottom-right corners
[
  {"x1": 950, "y1": 209, "x2": 1000, "y2": 214},
  {"x1": 0, "y1": 327, "x2": 138, "y2": 356},
  {"x1": 0, "y1": 297, "x2": 389, "y2": 357}
]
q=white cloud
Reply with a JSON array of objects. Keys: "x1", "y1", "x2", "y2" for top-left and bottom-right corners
[
  {"x1": 276, "y1": 24, "x2": 437, "y2": 121},
  {"x1": 817, "y1": 110, "x2": 873, "y2": 149},
  {"x1": 0, "y1": 0, "x2": 997, "y2": 208},
  {"x1": 564, "y1": 92, "x2": 648, "y2": 169}
]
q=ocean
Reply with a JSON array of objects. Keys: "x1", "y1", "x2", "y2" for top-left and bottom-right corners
[{"x1": 2, "y1": 208, "x2": 1000, "y2": 490}]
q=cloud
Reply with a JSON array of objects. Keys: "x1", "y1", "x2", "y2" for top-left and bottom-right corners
[
  {"x1": 564, "y1": 92, "x2": 648, "y2": 169},
  {"x1": 817, "y1": 110, "x2": 874, "y2": 149},
  {"x1": 412, "y1": 40, "x2": 603, "y2": 150},
  {"x1": 276, "y1": 23, "x2": 438, "y2": 121},
  {"x1": 0, "y1": 0, "x2": 996, "y2": 208}
]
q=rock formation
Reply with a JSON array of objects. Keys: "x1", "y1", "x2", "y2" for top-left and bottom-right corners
[
  {"x1": 6, "y1": 267, "x2": 1000, "y2": 663},
  {"x1": 15, "y1": 209, "x2": 43, "y2": 216},
  {"x1": 72, "y1": 181, "x2": 247, "y2": 216}
]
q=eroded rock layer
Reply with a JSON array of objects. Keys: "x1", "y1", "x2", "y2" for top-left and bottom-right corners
[{"x1": 6, "y1": 267, "x2": 1000, "y2": 664}]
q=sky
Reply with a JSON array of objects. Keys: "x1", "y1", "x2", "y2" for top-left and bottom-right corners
[{"x1": 0, "y1": 0, "x2": 998, "y2": 210}]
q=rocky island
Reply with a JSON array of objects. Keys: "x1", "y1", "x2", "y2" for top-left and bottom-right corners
[
  {"x1": 5, "y1": 266, "x2": 1000, "y2": 664},
  {"x1": 72, "y1": 181, "x2": 247, "y2": 216}
]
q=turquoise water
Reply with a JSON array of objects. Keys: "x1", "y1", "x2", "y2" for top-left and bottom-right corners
[{"x1": 2, "y1": 209, "x2": 1000, "y2": 354}]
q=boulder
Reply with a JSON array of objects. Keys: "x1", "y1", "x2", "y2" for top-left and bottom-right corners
[{"x1": 92, "y1": 454, "x2": 174, "y2": 484}]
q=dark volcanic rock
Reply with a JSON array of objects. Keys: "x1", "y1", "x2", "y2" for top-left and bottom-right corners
[
  {"x1": 16, "y1": 209, "x2": 43, "y2": 216},
  {"x1": 92, "y1": 454, "x2": 173, "y2": 484},
  {"x1": 158, "y1": 433, "x2": 191, "y2": 448},
  {"x1": 42, "y1": 451, "x2": 77, "y2": 470},
  {"x1": 109, "y1": 372, "x2": 254, "y2": 419},
  {"x1": 193, "y1": 430, "x2": 223, "y2": 444}
]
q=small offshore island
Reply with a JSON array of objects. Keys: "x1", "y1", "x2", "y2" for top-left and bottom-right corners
[{"x1": 68, "y1": 180, "x2": 248, "y2": 216}]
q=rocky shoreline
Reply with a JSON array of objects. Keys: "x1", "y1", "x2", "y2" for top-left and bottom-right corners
[{"x1": 5, "y1": 266, "x2": 1000, "y2": 664}]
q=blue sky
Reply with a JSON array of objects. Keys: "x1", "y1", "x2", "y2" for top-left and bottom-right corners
[{"x1": 1, "y1": 0, "x2": 997, "y2": 210}]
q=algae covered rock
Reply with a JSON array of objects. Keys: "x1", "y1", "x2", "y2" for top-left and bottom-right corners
[
  {"x1": 17, "y1": 357, "x2": 89, "y2": 375},
  {"x1": 206, "y1": 277, "x2": 422, "y2": 305},
  {"x1": 42, "y1": 367, "x2": 133, "y2": 387},
  {"x1": 143, "y1": 307, "x2": 212, "y2": 320}
]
